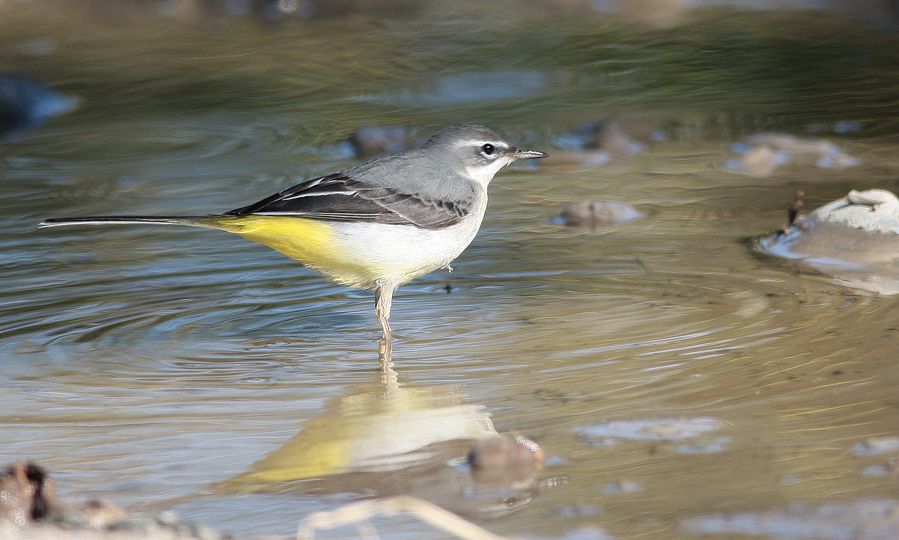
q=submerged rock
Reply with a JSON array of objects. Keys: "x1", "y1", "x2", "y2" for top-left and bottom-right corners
[
  {"x1": 360, "y1": 70, "x2": 555, "y2": 107},
  {"x1": 346, "y1": 125, "x2": 421, "y2": 158},
  {"x1": 806, "y1": 120, "x2": 864, "y2": 135},
  {"x1": 577, "y1": 417, "x2": 725, "y2": 443},
  {"x1": 725, "y1": 133, "x2": 858, "y2": 177},
  {"x1": 725, "y1": 145, "x2": 791, "y2": 177},
  {"x1": 165, "y1": 0, "x2": 424, "y2": 23},
  {"x1": 573, "y1": 118, "x2": 657, "y2": 155},
  {"x1": 553, "y1": 200, "x2": 644, "y2": 229},
  {"x1": 853, "y1": 436, "x2": 899, "y2": 456},
  {"x1": 757, "y1": 189, "x2": 899, "y2": 294},
  {"x1": 677, "y1": 436, "x2": 732, "y2": 455},
  {"x1": 601, "y1": 479, "x2": 644, "y2": 495},
  {"x1": 682, "y1": 499, "x2": 899, "y2": 540},
  {"x1": 553, "y1": 525, "x2": 616, "y2": 540},
  {"x1": 0, "y1": 73, "x2": 78, "y2": 138},
  {"x1": 547, "y1": 117, "x2": 663, "y2": 168}
]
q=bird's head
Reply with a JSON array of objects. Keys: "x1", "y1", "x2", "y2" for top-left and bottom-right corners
[{"x1": 424, "y1": 124, "x2": 548, "y2": 187}]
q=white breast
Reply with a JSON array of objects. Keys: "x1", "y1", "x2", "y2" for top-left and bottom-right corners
[{"x1": 324, "y1": 193, "x2": 488, "y2": 289}]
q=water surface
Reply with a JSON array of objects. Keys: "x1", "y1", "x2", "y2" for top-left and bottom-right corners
[{"x1": 2, "y1": 3, "x2": 899, "y2": 538}]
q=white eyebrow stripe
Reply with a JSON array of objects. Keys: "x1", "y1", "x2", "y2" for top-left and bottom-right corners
[{"x1": 453, "y1": 139, "x2": 509, "y2": 148}]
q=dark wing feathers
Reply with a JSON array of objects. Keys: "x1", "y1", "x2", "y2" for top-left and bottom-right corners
[{"x1": 225, "y1": 172, "x2": 470, "y2": 230}]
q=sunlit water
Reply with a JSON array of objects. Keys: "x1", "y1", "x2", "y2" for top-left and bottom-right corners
[{"x1": 2, "y1": 3, "x2": 899, "y2": 539}]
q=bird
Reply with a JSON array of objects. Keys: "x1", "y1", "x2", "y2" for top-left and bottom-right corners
[{"x1": 41, "y1": 124, "x2": 548, "y2": 340}]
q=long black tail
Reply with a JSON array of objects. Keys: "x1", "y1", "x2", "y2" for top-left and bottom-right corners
[{"x1": 39, "y1": 216, "x2": 214, "y2": 228}]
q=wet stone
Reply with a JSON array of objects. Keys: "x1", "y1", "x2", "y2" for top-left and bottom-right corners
[
  {"x1": 360, "y1": 70, "x2": 554, "y2": 107},
  {"x1": 725, "y1": 132, "x2": 858, "y2": 177},
  {"x1": 546, "y1": 117, "x2": 663, "y2": 169},
  {"x1": 601, "y1": 479, "x2": 644, "y2": 495},
  {"x1": 853, "y1": 436, "x2": 899, "y2": 456},
  {"x1": 725, "y1": 145, "x2": 790, "y2": 177},
  {"x1": 812, "y1": 190, "x2": 899, "y2": 234},
  {"x1": 757, "y1": 189, "x2": 899, "y2": 295},
  {"x1": 553, "y1": 200, "x2": 645, "y2": 229},
  {"x1": 581, "y1": 437, "x2": 621, "y2": 448},
  {"x1": 781, "y1": 474, "x2": 802, "y2": 486},
  {"x1": 577, "y1": 417, "x2": 725, "y2": 443},
  {"x1": 548, "y1": 525, "x2": 616, "y2": 540},
  {"x1": 0, "y1": 73, "x2": 79, "y2": 138},
  {"x1": 555, "y1": 118, "x2": 662, "y2": 154},
  {"x1": 807, "y1": 120, "x2": 864, "y2": 135},
  {"x1": 862, "y1": 464, "x2": 890, "y2": 477},
  {"x1": 682, "y1": 499, "x2": 899, "y2": 540},
  {"x1": 346, "y1": 125, "x2": 421, "y2": 159},
  {"x1": 677, "y1": 436, "x2": 732, "y2": 455},
  {"x1": 556, "y1": 502, "x2": 602, "y2": 518}
]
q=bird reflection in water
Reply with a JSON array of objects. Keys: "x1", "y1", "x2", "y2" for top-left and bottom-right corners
[{"x1": 224, "y1": 338, "x2": 546, "y2": 518}]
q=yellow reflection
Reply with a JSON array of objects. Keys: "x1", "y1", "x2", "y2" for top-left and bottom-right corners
[
  {"x1": 222, "y1": 340, "x2": 546, "y2": 518},
  {"x1": 229, "y1": 339, "x2": 497, "y2": 488}
]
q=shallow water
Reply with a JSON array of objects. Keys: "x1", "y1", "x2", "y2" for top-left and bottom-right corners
[{"x1": 2, "y1": 2, "x2": 899, "y2": 539}]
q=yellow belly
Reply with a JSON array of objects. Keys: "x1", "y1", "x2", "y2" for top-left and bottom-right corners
[
  {"x1": 205, "y1": 210, "x2": 483, "y2": 290},
  {"x1": 208, "y1": 215, "x2": 379, "y2": 288}
]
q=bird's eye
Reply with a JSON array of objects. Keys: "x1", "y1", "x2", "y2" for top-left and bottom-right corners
[{"x1": 481, "y1": 143, "x2": 495, "y2": 156}]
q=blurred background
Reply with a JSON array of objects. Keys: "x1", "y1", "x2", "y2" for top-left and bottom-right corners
[{"x1": 2, "y1": 1, "x2": 899, "y2": 539}]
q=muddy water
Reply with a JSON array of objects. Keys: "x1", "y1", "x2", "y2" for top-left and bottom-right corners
[{"x1": 2, "y1": 3, "x2": 899, "y2": 539}]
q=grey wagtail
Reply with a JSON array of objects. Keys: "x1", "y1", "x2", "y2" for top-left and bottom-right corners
[{"x1": 41, "y1": 124, "x2": 548, "y2": 339}]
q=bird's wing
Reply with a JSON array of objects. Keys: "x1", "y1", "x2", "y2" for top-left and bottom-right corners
[{"x1": 225, "y1": 172, "x2": 471, "y2": 230}]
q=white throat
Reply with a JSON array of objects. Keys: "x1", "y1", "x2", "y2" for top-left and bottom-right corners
[{"x1": 465, "y1": 156, "x2": 514, "y2": 187}]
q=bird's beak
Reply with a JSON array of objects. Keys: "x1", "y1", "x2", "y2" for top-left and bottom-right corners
[{"x1": 509, "y1": 148, "x2": 549, "y2": 160}]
